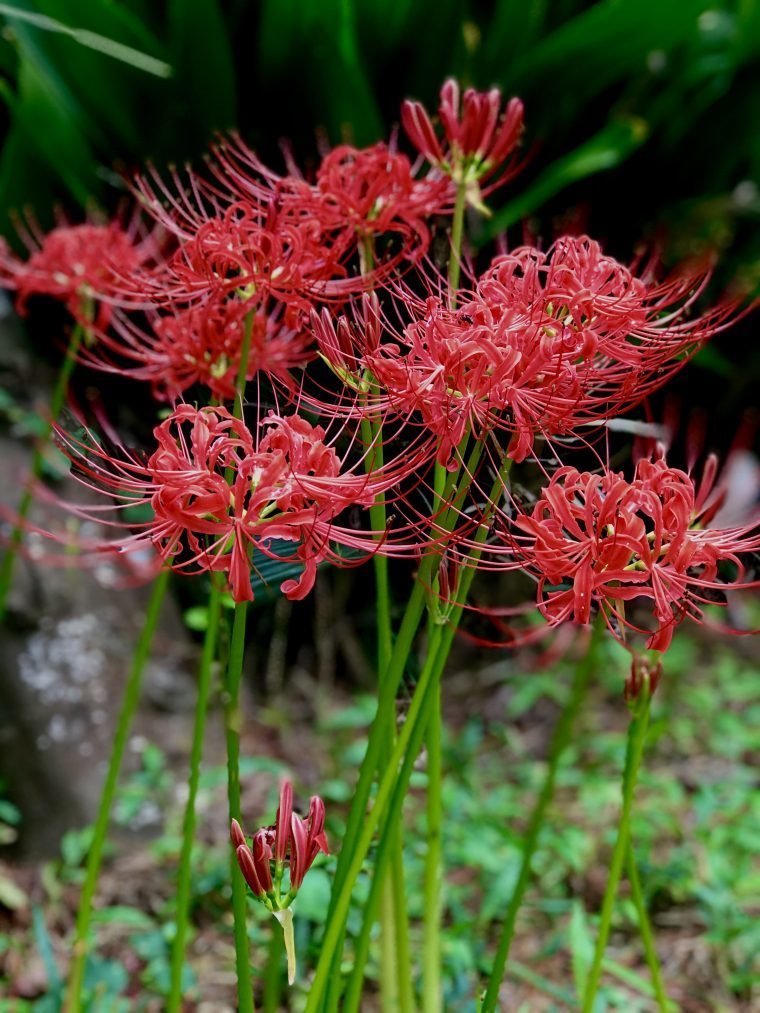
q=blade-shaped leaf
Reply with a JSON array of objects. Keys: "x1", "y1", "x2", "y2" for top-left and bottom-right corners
[
  {"x1": 0, "y1": 3, "x2": 171, "y2": 77},
  {"x1": 481, "y1": 117, "x2": 649, "y2": 238},
  {"x1": 167, "y1": 0, "x2": 236, "y2": 141}
]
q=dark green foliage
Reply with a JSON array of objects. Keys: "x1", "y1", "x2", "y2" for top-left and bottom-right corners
[{"x1": 0, "y1": 0, "x2": 756, "y2": 260}]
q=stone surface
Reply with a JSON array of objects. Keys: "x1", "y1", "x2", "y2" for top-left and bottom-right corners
[{"x1": 0, "y1": 301, "x2": 199, "y2": 858}]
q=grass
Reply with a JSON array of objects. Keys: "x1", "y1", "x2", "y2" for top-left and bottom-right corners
[{"x1": 0, "y1": 627, "x2": 757, "y2": 1009}]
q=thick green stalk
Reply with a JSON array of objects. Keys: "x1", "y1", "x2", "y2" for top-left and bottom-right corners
[
  {"x1": 0, "y1": 322, "x2": 84, "y2": 622},
  {"x1": 627, "y1": 844, "x2": 670, "y2": 1011},
  {"x1": 421, "y1": 453, "x2": 456, "y2": 1013},
  {"x1": 65, "y1": 568, "x2": 170, "y2": 1011},
  {"x1": 167, "y1": 580, "x2": 223, "y2": 1011},
  {"x1": 343, "y1": 623, "x2": 447, "y2": 1013},
  {"x1": 361, "y1": 404, "x2": 414, "y2": 1012},
  {"x1": 305, "y1": 616, "x2": 451, "y2": 1013},
  {"x1": 262, "y1": 914, "x2": 284, "y2": 1012},
  {"x1": 422, "y1": 672, "x2": 443, "y2": 1013},
  {"x1": 359, "y1": 234, "x2": 413, "y2": 1011},
  {"x1": 581, "y1": 684, "x2": 653, "y2": 1011},
  {"x1": 224, "y1": 310, "x2": 256, "y2": 1010},
  {"x1": 312, "y1": 465, "x2": 505, "y2": 1012},
  {"x1": 447, "y1": 181, "x2": 468, "y2": 299},
  {"x1": 481, "y1": 617, "x2": 606, "y2": 1012},
  {"x1": 321, "y1": 574, "x2": 427, "y2": 1011},
  {"x1": 225, "y1": 600, "x2": 254, "y2": 1013},
  {"x1": 321, "y1": 440, "x2": 481, "y2": 1006}
]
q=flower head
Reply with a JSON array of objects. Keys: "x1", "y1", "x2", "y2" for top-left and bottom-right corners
[
  {"x1": 231, "y1": 781, "x2": 329, "y2": 910},
  {"x1": 145, "y1": 200, "x2": 342, "y2": 313},
  {"x1": 357, "y1": 236, "x2": 740, "y2": 465},
  {"x1": 145, "y1": 405, "x2": 379, "y2": 601},
  {"x1": 510, "y1": 454, "x2": 760, "y2": 650},
  {"x1": 402, "y1": 78, "x2": 524, "y2": 200},
  {"x1": 312, "y1": 142, "x2": 450, "y2": 259},
  {"x1": 82, "y1": 298, "x2": 313, "y2": 402},
  {"x1": 0, "y1": 220, "x2": 150, "y2": 325},
  {"x1": 51, "y1": 402, "x2": 428, "y2": 602}
]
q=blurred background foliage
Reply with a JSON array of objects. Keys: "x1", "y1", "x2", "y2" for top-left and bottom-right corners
[{"x1": 0, "y1": 0, "x2": 758, "y2": 427}]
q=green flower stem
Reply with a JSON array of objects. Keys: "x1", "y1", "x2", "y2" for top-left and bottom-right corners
[
  {"x1": 581, "y1": 682, "x2": 653, "y2": 1012},
  {"x1": 220, "y1": 309, "x2": 255, "y2": 1010},
  {"x1": 0, "y1": 321, "x2": 84, "y2": 622},
  {"x1": 326, "y1": 576, "x2": 426, "y2": 903},
  {"x1": 447, "y1": 181, "x2": 468, "y2": 299},
  {"x1": 313, "y1": 461, "x2": 509, "y2": 1012},
  {"x1": 305, "y1": 613, "x2": 451, "y2": 1013},
  {"x1": 321, "y1": 572, "x2": 428, "y2": 1012},
  {"x1": 167, "y1": 579, "x2": 223, "y2": 1012},
  {"x1": 360, "y1": 401, "x2": 411, "y2": 1011},
  {"x1": 627, "y1": 844, "x2": 670, "y2": 1012},
  {"x1": 420, "y1": 426, "x2": 488, "y2": 1012},
  {"x1": 262, "y1": 911, "x2": 284, "y2": 1013},
  {"x1": 359, "y1": 230, "x2": 413, "y2": 1012},
  {"x1": 322, "y1": 438, "x2": 484, "y2": 1006},
  {"x1": 481, "y1": 616, "x2": 606, "y2": 1013},
  {"x1": 225, "y1": 599, "x2": 255, "y2": 1013},
  {"x1": 65, "y1": 567, "x2": 171, "y2": 1012},
  {"x1": 342, "y1": 624, "x2": 447, "y2": 1013},
  {"x1": 422, "y1": 670, "x2": 443, "y2": 1013}
]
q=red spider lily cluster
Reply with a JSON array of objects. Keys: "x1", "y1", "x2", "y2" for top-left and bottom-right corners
[
  {"x1": 231, "y1": 782, "x2": 329, "y2": 909},
  {"x1": 1, "y1": 78, "x2": 757, "y2": 666},
  {"x1": 507, "y1": 454, "x2": 760, "y2": 650}
]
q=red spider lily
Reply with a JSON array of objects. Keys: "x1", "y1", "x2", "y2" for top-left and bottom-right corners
[
  {"x1": 0, "y1": 218, "x2": 155, "y2": 326},
  {"x1": 333, "y1": 236, "x2": 742, "y2": 465},
  {"x1": 119, "y1": 200, "x2": 350, "y2": 315},
  {"x1": 80, "y1": 297, "x2": 314, "y2": 402},
  {"x1": 507, "y1": 454, "x2": 760, "y2": 651},
  {"x1": 312, "y1": 143, "x2": 451, "y2": 259},
  {"x1": 211, "y1": 134, "x2": 458, "y2": 277},
  {"x1": 129, "y1": 145, "x2": 440, "y2": 307},
  {"x1": 402, "y1": 78, "x2": 524, "y2": 201},
  {"x1": 49, "y1": 403, "x2": 432, "y2": 602},
  {"x1": 230, "y1": 781, "x2": 329, "y2": 909}
]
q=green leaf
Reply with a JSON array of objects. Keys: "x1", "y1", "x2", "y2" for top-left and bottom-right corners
[
  {"x1": 61, "y1": 826, "x2": 95, "y2": 869},
  {"x1": 482, "y1": 0, "x2": 549, "y2": 72},
  {"x1": 248, "y1": 540, "x2": 363, "y2": 605},
  {"x1": 506, "y1": 0, "x2": 708, "y2": 96},
  {"x1": 482, "y1": 117, "x2": 649, "y2": 237},
  {"x1": 32, "y1": 906, "x2": 62, "y2": 994},
  {"x1": 82, "y1": 953, "x2": 129, "y2": 998},
  {"x1": 91, "y1": 905, "x2": 154, "y2": 929},
  {"x1": 693, "y1": 343, "x2": 734, "y2": 376},
  {"x1": 258, "y1": 0, "x2": 382, "y2": 144},
  {"x1": 602, "y1": 955, "x2": 674, "y2": 1003},
  {"x1": 183, "y1": 605, "x2": 210, "y2": 632},
  {"x1": 0, "y1": 22, "x2": 101, "y2": 206},
  {"x1": 0, "y1": 873, "x2": 28, "y2": 910},
  {"x1": 505, "y1": 959, "x2": 579, "y2": 1006},
  {"x1": 0, "y1": 4, "x2": 171, "y2": 77},
  {"x1": 293, "y1": 867, "x2": 331, "y2": 923},
  {"x1": 167, "y1": 0, "x2": 236, "y2": 141},
  {"x1": 569, "y1": 900, "x2": 594, "y2": 999},
  {"x1": 0, "y1": 798, "x2": 21, "y2": 825}
]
